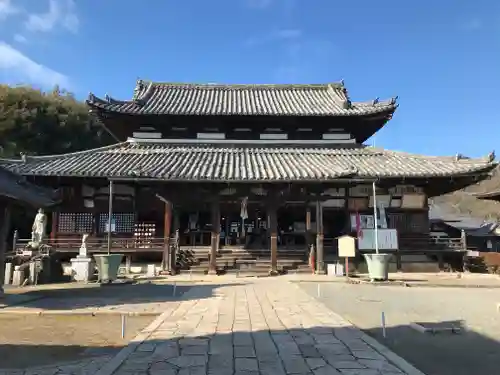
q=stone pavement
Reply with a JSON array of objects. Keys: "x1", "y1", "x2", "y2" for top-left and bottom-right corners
[
  {"x1": 0, "y1": 355, "x2": 114, "y2": 375},
  {"x1": 95, "y1": 279, "x2": 424, "y2": 375}
]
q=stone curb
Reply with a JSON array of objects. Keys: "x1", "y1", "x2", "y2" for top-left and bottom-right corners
[
  {"x1": 0, "y1": 309, "x2": 160, "y2": 316},
  {"x1": 91, "y1": 286, "x2": 202, "y2": 375},
  {"x1": 289, "y1": 282, "x2": 427, "y2": 375}
]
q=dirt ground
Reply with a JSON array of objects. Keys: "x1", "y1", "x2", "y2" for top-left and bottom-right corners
[
  {"x1": 299, "y1": 282, "x2": 500, "y2": 375},
  {"x1": 0, "y1": 314, "x2": 155, "y2": 369}
]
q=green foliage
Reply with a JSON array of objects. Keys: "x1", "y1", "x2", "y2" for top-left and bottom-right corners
[{"x1": 0, "y1": 84, "x2": 112, "y2": 157}]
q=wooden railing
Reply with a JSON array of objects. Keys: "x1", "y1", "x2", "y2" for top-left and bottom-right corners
[
  {"x1": 12, "y1": 234, "x2": 467, "y2": 254},
  {"x1": 398, "y1": 236, "x2": 465, "y2": 252},
  {"x1": 14, "y1": 236, "x2": 167, "y2": 253}
]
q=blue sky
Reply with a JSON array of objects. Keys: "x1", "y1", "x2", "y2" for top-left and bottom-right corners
[{"x1": 0, "y1": 0, "x2": 498, "y2": 157}]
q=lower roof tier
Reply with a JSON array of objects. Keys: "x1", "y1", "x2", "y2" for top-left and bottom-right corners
[
  {"x1": 0, "y1": 139, "x2": 496, "y2": 182},
  {"x1": 0, "y1": 166, "x2": 56, "y2": 207}
]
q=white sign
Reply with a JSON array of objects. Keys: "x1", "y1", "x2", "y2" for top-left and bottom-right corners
[
  {"x1": 358, "y1": 229, "x2": 399, "y2": 250},
  {"x1": 350, "y1": 214, "x2": 374, "y2": 230},
  {"x1": 105, "y1": 218, "x2": 116, "y2": 233}
]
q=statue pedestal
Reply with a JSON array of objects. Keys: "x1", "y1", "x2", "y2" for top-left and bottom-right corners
[{"x1": 70, "y1": 256, "x2": 94, "y2": 282}]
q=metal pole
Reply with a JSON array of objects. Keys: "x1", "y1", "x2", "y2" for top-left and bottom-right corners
[
  {"x1": 372, "y1": 181, "x2": 379, "y2": 254},
  {"x1": 107, "y1": 180, "x2": 114, "y2": 256},
  {"x1": 381, "y1": 311, "x2": 386, "y2": 338},
  {"x1": 121, "y1": 314, "x2": 126, "y2": 338}
]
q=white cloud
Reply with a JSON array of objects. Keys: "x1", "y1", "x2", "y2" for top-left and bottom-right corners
[
  {"x1": 0, "y1": 0, "x2": 20, "y2": 20},
  {"x1": 25, "y1": 0, "x2": 79, "y2": 33},
  {"x1": 0, "y1": 42, "x2": 69, "y2": 88},
  {"x1": 13, "y1": 34, "x2": 27, "y2": 43}
]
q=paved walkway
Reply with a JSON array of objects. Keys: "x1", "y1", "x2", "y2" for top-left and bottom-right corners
[{"x1": 95, "y1": 280, "x2": 423, "y2": 375}]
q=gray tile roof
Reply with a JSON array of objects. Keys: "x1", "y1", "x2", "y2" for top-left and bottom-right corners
[
  {"x1": 87, "y1": 80, "x2": 398, "y2": 117},
  {"x1": 0, "y1": 140, "x2": 495, "y2": 183},
  {"x1": 0, "y1": 166, "x2": 56, "y2": 207},
  {"x1": 470, "y1": 190, "x2": 500, "y2": 201},
  {"x1": 429, "y1": 204, "x2": 498, "y2": 236}
]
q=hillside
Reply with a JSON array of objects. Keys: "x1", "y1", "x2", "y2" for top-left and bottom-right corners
[
  {"x1": 431, "y1": 166, "x2": 500, "y2": 220},
  {"x1": 0, "y1": 85, "x2": 112, "y2": 157}
]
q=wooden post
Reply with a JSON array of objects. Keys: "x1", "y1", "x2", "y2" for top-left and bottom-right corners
[
  {"x1": 315, "y1": 200, "x2": 325, "y2": 274},
  {"x1": 106, "y1": 180, "x2": 114, "y2": 255},
  {"x1": 208, "y1": 200, "x2": 219, "y2": 275},
  {"x1": 162, "y1": 201, "x2": 172, "y2": 272},
  {"x1": 269, "y1": 201, "x2": 278, "y2": 276},
  {"x1": 0, "y1": 204, "x2": 11, "y2": 296},
  {"x1": 305, "y1": 205, "x2": 312, "y2": 251},
  {"x1": 460, "y1": 229, "x2": 467, "y2": 250},
  {"x1": 50, "y1": 211, "x2": 58, "y2": 244}
]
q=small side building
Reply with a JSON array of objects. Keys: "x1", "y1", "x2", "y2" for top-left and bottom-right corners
[{"x1": 0, "y1": 166, "x2": 56, "y2": 295}]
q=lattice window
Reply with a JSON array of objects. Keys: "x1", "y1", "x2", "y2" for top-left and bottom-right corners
[
  {"x1": 58, "y1": 213, "x2": 93, "y2": 234},
  {"x1": 98, "y1": 213, "x2": 136, "y2": 233},
  {"x1": 387, "y1": 212, "x2": 428, "y2": 233}
]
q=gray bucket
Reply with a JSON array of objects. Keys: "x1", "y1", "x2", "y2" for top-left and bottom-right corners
[
  {"x1": 363, "y1": 253, "x2": 392, "y2": 281},
  {"x1": 94, "y1": 254, "x2": 123, "y2": 283}
]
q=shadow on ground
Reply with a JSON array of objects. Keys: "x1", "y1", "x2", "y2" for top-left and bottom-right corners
[
  {"x1": 1, "y1": 321, "x2": 500, "y2": 374},
  {"x1": 299, "y1": 281, "x2": 500, "y2": 375},
  {"x1": 365, "y1": 320, "x2": 500, "y2": 375},
  {"x1": 0, "y1": 325, "x2": 403, "y2": 373},
  {"x1": 1, "y1": 283, "x2": 245, "y2": 310}
]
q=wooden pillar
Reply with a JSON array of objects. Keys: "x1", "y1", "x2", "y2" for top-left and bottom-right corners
[
  {"x1": 0, "y1": 204, "x2": 11, "y2": 296},
  {"x1": 269, "y1": 201, "x2": 278, "y2": 276},
  {"x1": 315, "y1": 200, "x2": 325, "y2": 274},
  {"x1": 50, "y1": 211, "x2": 58, "y2": 243},
  {"x1": 208, "y1": 200, "x2": 220, "y2": 275},
  {"x1": 106, "y1": 180, "x2": 114, "y2": 254},
  {"x1": 305, "y1": 204, "x2": 312, "y2": 251},
  {"x1": 162, "y1": 201, "x2": 172, "y2": 272},
  {"x1": 171, "y1": 210, "x2": 180, "y2": 275}
]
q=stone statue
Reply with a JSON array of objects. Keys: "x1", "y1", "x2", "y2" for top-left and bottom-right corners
[
  {"x1": 79, "y1": 234, "x2": 89, "y2": 257},
  {"x1": 31, "y1": 208, "x2": 47, "y2": 245}
]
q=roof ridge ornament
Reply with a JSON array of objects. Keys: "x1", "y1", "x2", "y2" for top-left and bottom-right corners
[
  {"x1": 134, "y1": 81, "x2": 154, "y2": 106},
  {"x1": 372, "y1": 97, "x2": 379, "y2": 106},
  {"x1": 341, "y1": 99, "x2": 351, "y2": 109},
  {"x1": 488, "y1": 150, "x2": 495, "y2": 163},
  {"x1": 390, "y1": 96, "x2": 399, "y2": 105},
  {"x1": 133, "y1": 79, "x2": 145, "y2": 100}
]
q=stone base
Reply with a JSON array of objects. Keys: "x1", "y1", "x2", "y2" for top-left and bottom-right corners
[
  {"x1": 146, "y1": 264, "x2": 156, "y2": 278},
  {"x1": 12, "y1": 266, "x2": 24, "y2": 286},
  {"x1": 70, "y1": 256, "x2": 94, "y2": 282},
  {"x1": 268, "y1": 269, "x2": 279, "y2": 276},
  {"x1": 207, "y1": 268, "x2": 218, "y2": 276}
]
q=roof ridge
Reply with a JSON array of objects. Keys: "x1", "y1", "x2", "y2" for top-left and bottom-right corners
[
  {"x1": 368, "y1": 147, "x2": 497, "y2": 164},
  {"x1": 141, "y1": 81, "x2": 346, "y2": 90},
  {"x1": 0, "y1": 142, "x2": 127, "y2": 163}
]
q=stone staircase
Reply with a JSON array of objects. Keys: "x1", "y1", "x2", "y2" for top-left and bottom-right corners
[{"x1": 177, "y1": 246, "x2": 310, "y2": 276}]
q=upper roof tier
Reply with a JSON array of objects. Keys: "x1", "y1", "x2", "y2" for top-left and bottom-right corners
[{"x1": 86, "y1": 80, "x2": 398, "y2": 117}]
